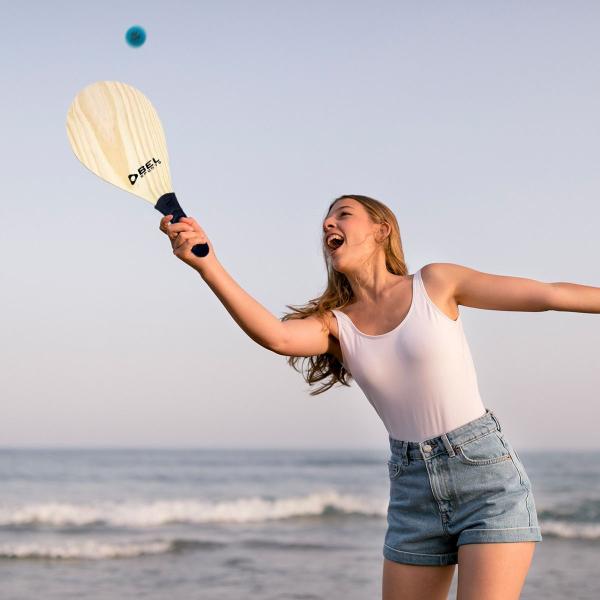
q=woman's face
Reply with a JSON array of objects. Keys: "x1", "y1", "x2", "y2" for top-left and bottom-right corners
[{"x1": 322, "y1": 198, "x2": 385, "y2": 272}]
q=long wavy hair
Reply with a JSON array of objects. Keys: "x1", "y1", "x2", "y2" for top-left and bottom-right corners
[{"x1": 281, "y1": 194, "x2": 409, "y2": 395}]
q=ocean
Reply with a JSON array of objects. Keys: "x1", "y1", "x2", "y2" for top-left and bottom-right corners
[{"x1": 0, "y1": 448, "x2": 598, "y2": 599}]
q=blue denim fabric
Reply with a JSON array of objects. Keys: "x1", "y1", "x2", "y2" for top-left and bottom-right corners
[{"x1": 384, "y1": 407, "x2": 542, "y2": 566}]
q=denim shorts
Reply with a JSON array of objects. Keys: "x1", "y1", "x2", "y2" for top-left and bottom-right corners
[{"x1": 384, "y1": 407, "x2": 542, "y2": 566}]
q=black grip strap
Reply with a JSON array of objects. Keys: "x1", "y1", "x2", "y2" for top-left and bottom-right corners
[
  {"x1": 155, "y1": 192, "x2": 187, "y2": 223},
  {"x1": 155, "y1": 193, "x2": 210, "y2": 257}
]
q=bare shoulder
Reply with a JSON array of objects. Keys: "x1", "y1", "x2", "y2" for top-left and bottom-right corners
[
  {"x1": 420, "y1": 262, "x2": 462, "y2": 319},
  {"x1": 296, "y1": 309, "x2": 339, "y2": 341},
  {"x1": 421, "y1": 262, "x2": 468, "y2": 289},
  {"x1": 315, "y1": 309, "x2": 342, "y2": 362},
  {"x1": 323, "y1": 309, "x2": 339, "y2": 339},
  {"x1": 421, "y1": 262, "x2": 453, "y2": 282}
]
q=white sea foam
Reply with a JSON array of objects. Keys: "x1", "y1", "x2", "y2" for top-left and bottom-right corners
[
  {"x1": 0, "y1": 539, "x2": 172, "y2": 559},
  {"x1": 4, "y1": 492, "x2": 596, "y2": 541},
  {"x1": 539, "y1": 519, "x2": 600, "y2": 540},
  {"x1": 0, "y1": 489, "x2": 387, "y2": 528}
]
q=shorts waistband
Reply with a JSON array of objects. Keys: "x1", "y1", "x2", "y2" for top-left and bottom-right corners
[{"x1": 388, "y1": 407, "x2": 503, "y2": 462}]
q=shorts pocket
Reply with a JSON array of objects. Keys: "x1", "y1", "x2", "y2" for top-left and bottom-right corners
[
  {"x1": 495, "y1": 433, "x2": 533, "y2": 487},
  {"x1": 455, "y1": 431, "x2": 511, "y2": 466},
  {"x1": 387, "y1": 458, "x2": 405, "y2": 480}
]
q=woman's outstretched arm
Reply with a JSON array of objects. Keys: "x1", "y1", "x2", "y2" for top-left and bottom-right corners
[
  {"x1": 428, "y1": 262, "x2": 600, "y2": 314},
  {"x1": 200, "y1": 257, "x2": 289, "y2": 351},
  {"x1": 545, "y1": 281, "x2": 600, "y2": 313},
  {"x1": 159, "y1": 214, "x2": 286, "y2": 351}
]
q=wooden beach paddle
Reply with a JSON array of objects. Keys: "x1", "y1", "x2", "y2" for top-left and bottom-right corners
[{"x1": 66, "y1": 80, "x2": 209, "y2": 257}]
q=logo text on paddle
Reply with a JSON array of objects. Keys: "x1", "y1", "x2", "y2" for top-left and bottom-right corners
[{"x1": 128, "y1": 157, "x2": 162, "y2": 185}]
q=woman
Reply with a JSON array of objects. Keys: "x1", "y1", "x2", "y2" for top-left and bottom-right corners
[{"x1": 159, "y1": 194, "x2": 590, "y2": 599}]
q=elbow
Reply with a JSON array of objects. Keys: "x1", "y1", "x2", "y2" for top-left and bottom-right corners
[
  {"x1": 269, "y1": 344, "x2": 289, "y2": 356},
  {"x1": 545, "y1": 282, "x2": 563, "y2": 312},
  {"x1": 267, "y1": 335, "x2": 289, "y2": 356},
  {"x1": 543, "y1": 282, "x2": 559, "y2": 312}
]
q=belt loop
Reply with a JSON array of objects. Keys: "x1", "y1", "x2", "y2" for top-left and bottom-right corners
[
  {"x1": 489, "y1": 409, "x2": 502, "y2": 432},
  {"x1": 440, "y1": 433, "x2": 455, "y2": 457},
  {"x1": 401, "y1": 441, "x2": 409, "y2": 466}
]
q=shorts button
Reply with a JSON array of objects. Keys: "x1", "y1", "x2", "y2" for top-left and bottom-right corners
[{"x1": 423, "y1": 444, "x2": 432, "y2": 452}]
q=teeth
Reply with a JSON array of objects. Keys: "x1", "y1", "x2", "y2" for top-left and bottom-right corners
[{"x1": 326, "y1": 234, "x2": 344, "y2": 248}]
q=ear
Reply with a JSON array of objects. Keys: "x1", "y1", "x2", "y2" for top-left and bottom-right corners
[{"x1": 376, "y1": 222, "x2": 391, "y2": 242}]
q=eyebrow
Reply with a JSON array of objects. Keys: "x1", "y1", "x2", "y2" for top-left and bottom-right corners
[{"x1": 325, "y1": 205, "x2": 353, "y2": 219}]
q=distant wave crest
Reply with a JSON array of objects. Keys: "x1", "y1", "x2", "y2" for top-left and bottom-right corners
[
  {"x1": 0, "y1": 536, "x2": 347, "y2": 561},
  {"x1": 2, "y1": 492, "x2": 598, "y2": 543},
  {"x1": 0, "y1": 539, "x2": 173, "y2": 560},
  {"x1": 0, "y1": 489, "x2": 387, "y2": 529}
]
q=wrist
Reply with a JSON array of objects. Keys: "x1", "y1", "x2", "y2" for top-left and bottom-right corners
[{"x1": 196, "y1": 255, "x2": 221, "y2": 281}]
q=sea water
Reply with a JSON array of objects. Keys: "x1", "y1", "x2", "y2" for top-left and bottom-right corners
[{"x1": 0, "y1": 448, "x2": 598, "y2": 600}]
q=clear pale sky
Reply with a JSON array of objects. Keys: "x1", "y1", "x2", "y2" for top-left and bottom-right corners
[{"x1": 1, "y1": 1, "x2": 599, "y2": 450}]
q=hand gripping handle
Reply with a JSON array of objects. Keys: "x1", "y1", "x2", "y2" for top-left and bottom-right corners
[{"x1": 154, "y1": 193, "x2": 210, "y2": 257}]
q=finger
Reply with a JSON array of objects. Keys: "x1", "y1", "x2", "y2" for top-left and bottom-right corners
[
  {"x1": 162, "y1": 223, "x2": 193, "y2": 240},
  {"x1": 173, "y1": 230, "x2": 193, "y2": 249},
  {"x1": 180, "y1": 218, "x2": 204, "y2": 235},
  {"x1": 181, "y1": 216, "x2": 201, "y2": 228},
  {"x1": 174, "y1": 231, "x2": 205, "y2": 250},
  {"x1": 159, "y1": 214, "x2": 173, "y2": 231},
  {"x1": 168, "y1": 222, "x2": 194, "y2": 232}
]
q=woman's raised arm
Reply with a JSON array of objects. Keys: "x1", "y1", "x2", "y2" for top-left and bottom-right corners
[{"x1": 159, "y1": 214, "x2": 288, "y2": 353}]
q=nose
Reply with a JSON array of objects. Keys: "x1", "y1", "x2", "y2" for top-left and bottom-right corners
[{"x1": 322, "y1": 215, "x2": 335, "y2": 233}]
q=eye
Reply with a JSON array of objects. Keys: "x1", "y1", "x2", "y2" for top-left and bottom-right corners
[{"x1": 340, "y1": 212, "x2": 350, "y2": 216}]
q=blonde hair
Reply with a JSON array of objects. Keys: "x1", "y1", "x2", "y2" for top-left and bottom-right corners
[{"x1": 281, "y1": 194, "x2": 409, "y2": 395}]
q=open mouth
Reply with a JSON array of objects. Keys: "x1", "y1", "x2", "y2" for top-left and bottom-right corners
[{"x1": 326, "y1": 234, "x2": 345, "y2": 253}]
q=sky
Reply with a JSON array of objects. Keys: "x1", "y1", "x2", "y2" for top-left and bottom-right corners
[{"x1": 1, "y1": 1, "x2": 599, "y2": 450}]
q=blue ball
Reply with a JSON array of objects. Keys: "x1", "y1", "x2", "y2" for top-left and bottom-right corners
[{"x1": 125, "y1": 26, "x2": 146, "y2": 48}]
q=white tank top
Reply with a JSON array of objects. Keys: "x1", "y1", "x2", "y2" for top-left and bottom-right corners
[{"x1": 331, "y1": 267, "x2": 486, "y2": 442}]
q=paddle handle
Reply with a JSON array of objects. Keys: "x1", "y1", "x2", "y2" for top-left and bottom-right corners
[{"x1": 154, "y1": 193, "x2": 210, "y2": 257}]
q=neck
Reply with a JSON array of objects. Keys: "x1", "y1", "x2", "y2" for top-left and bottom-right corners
[{"x1": 344, "y1": 258, "x2": 406, "y2": 305}]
